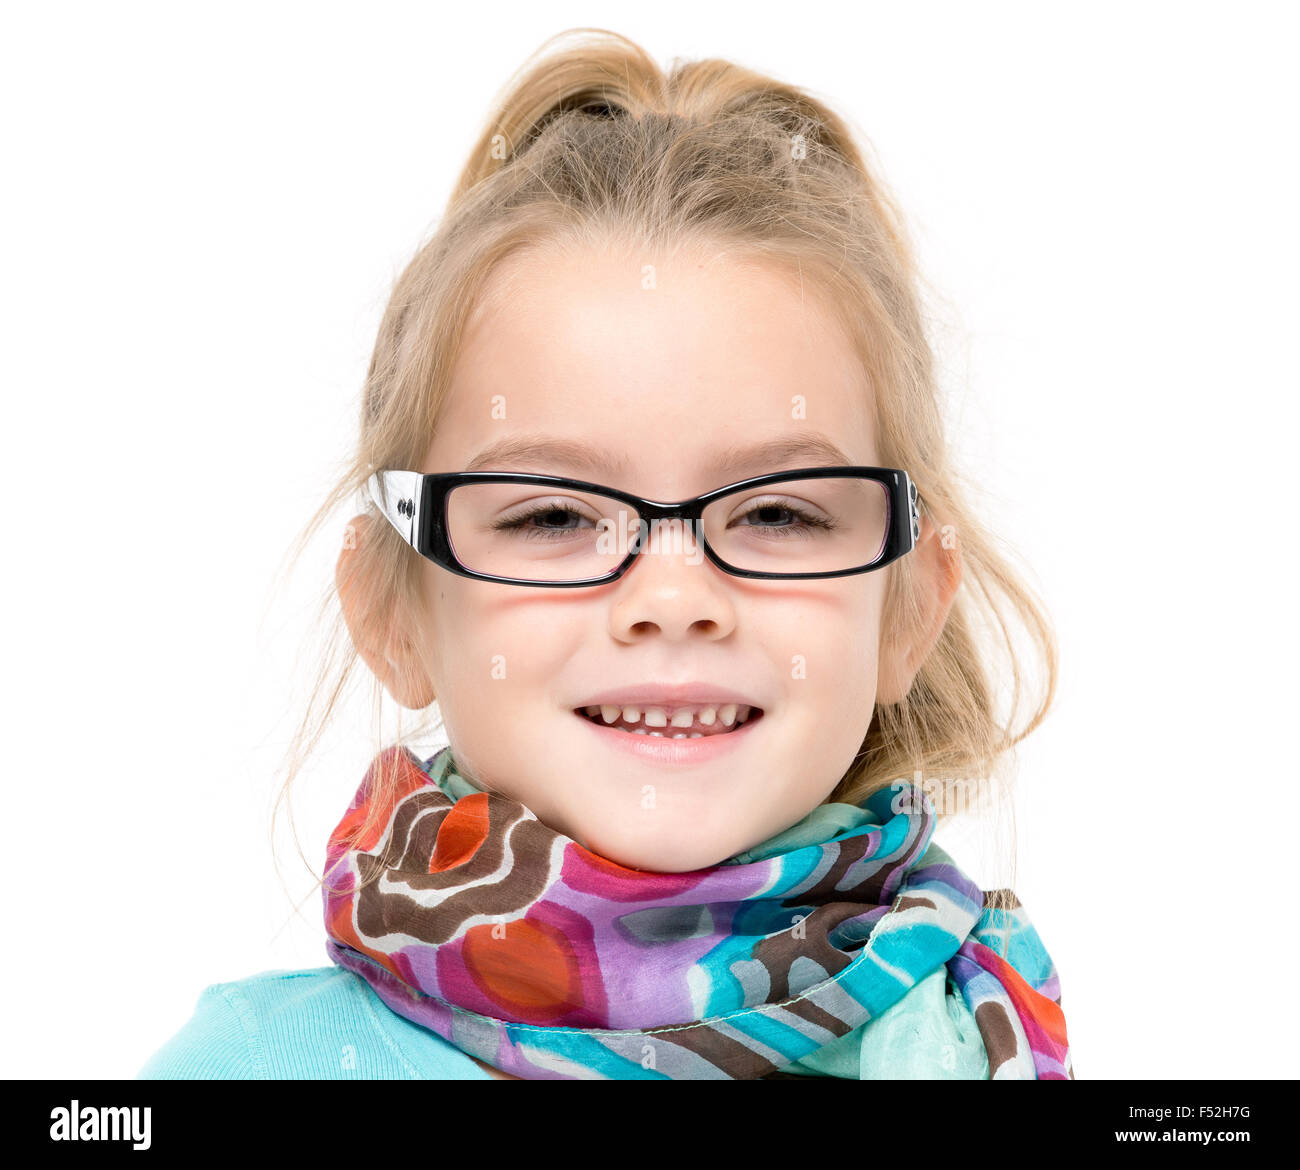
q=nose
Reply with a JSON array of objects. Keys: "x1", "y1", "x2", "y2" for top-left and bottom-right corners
[{"x1": 605, "y1": 519, "x2": 738, "y2": 642}]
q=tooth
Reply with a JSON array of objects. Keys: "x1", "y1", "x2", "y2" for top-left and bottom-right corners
[
  {"x1": 648, "y1": 731, "x2": 666, "y2": 737},
  {"x1": 622, "y1": 706, "x2": 641, "y2": 724},
  {"x1": 585, "y1": 706, "x2": 600, "y2": 717},
  {"x1": 699, "y1": 706, "x2": 717, "y2": 725},
  {"x1": 719, "y1": 703, "x2": 737, "y2": 727},
  {"x1": 670, "y1": 709, "x2": 694, "y2": 728},
  {"x1": 601, "y1": 705, "x2": 621, "y2": 724},
  {"x1": 672, "y1": 733, "x2": 688, "y2": 739},
  {"x1": 688, "y1": 732, "x2": 703, "y2": 738},
  {"x1": 643, "y1": 707, "x2": 668, "y2": 727},
  {"x1": 737, "y1": 705, "x2": 751, "y2": 723},
  {"x1": 633, "y1": 727, "x2": 648, "y2": 735}
]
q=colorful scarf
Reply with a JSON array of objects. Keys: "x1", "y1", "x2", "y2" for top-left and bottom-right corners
[{"x1": 322, "y1": 744, "x2": 1073, "y2": 1079}]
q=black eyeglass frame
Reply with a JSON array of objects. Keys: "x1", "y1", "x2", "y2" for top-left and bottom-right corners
[{"x1": 366, "y1": 466, "x2": 922, "y2": 587}]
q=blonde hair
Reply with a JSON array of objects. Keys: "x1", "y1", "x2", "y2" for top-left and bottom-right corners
[{"x1": 271, "y1": 27, "x2": 1057, "y2": 910}]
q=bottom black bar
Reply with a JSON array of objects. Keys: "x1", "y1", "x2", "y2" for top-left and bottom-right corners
[{"x1": 5, "y1": 1078, "x2": 1291, "y2": 1155}]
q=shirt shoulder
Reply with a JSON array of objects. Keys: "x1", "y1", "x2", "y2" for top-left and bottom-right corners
[{"x1": 136, "y1": 966, "x2": 491, "y2": 1080}]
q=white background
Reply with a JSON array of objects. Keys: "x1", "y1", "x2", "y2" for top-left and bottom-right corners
[{"x1": 3, "y1": 1, "x2": 1297, "y2": 1080}]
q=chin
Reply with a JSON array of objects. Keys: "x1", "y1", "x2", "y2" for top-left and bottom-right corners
[{"x1": 572, "y1": 826, "x2": 736, "y2": 873}]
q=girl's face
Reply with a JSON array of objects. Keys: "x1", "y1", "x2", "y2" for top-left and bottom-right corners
[{"x1": 354, "y1": 241, "x2": 953, "y2": 872}]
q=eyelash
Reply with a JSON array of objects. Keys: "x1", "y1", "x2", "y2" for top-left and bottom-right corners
[{"x1": 492, "y1": 500, "x2": 837, "y2": 539}]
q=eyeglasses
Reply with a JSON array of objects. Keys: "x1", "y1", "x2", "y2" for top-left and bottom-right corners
[{"x1": 366, "y1": 466, "x2": 921, "y2": 587}]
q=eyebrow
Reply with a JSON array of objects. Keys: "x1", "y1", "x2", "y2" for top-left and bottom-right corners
[{"x1": 462, "y1": 433, "x2": 859, "y2": 480}]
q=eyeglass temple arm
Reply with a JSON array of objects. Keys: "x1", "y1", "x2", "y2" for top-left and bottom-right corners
[
  {"x1": 904, "y1": 472, "x2": 921, "y2": 550},
  {"x1": 367, "y1": 470, "x2": 424, "y2": 549}
]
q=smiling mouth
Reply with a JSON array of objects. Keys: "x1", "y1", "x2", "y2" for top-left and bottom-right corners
[{"x1": 573, "y1": 704, "x2": 764, "y2": 738}]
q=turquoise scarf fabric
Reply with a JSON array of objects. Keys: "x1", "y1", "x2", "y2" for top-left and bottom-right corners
[{"x1": 323, "y1": 744, "x2": 1073, "y2": 1079}]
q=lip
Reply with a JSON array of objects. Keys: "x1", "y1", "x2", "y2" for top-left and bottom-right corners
[
  {"x1": 574, "y1": 706, "x2": 765, "y2": 765},
  {"x1": 575, "y1": 684, "x2": 764, "y2": 709}
]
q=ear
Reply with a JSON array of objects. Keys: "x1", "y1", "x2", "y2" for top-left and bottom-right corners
[
  {"x1": 876, "y1": 513, "x2": 963, "y2": 705},
  {"x1": 335, "y1": 513, "x2": 437, "y2": 709}
]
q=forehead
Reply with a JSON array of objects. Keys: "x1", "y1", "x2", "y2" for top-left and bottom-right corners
[{"x1": 425, "y1": 241, "x2": 877, "y2": 489}]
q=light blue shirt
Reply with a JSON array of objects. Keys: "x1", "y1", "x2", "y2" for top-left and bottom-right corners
[{"x1": 138, "y1": 965, "x2": 493, "y2": 1079}]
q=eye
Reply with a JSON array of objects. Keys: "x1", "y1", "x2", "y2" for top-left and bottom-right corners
[
  {"x1": 731, "y1": 498, "x2": 835, "y2": 534},
  {"x1": 492, "y1": 499, "x2": 600, "y2": 535}
]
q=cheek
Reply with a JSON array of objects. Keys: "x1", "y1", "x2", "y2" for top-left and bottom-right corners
[
  {"x1": 842, "y1": 577, "x2": 888, "y2": 662},
  {"x1": 771, "y1": 586, "x2": 882, "y2": 668},
  {"x1": 427, "y1": 584, "x2": 580, "y2": 706}
]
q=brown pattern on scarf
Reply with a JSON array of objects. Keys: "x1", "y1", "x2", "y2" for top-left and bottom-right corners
[
  {"x1": 789, "y1": 832, "x2": 915, "y2": 908},
  {"x1": 645, "y1": 890, "x2": 934, "y2": 1076},
  {"x1": 650, "y1": 1024, "x2": 781, "y2": 1079},
  {"x1": 975, "y1": 1001, "x2": 1018, "y2": 1075},
  {"x1": 355, "y1": 790, "x2": 555, "y2": 945}
]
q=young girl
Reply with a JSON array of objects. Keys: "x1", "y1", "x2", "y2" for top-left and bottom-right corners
[{"x1": 138, "y1": 27, "x2": 1072, "y2": 1081}]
